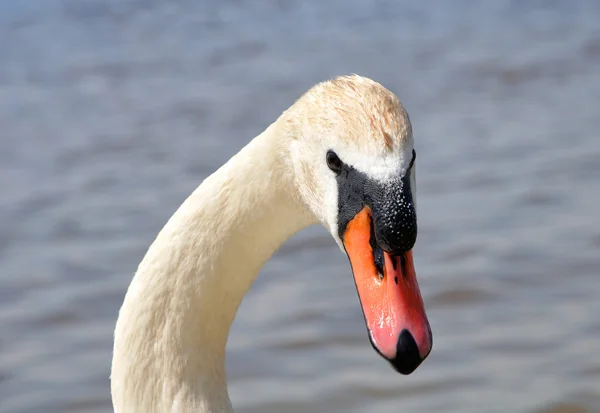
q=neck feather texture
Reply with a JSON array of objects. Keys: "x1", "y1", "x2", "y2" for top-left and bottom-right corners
[{"x1": 111, "y1": 123, "x2": 316, "y2": 413}]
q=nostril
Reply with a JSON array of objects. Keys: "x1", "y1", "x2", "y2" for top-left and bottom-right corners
[{"x1": 388, "y1": 329, "x2": 422, "y2": 375}]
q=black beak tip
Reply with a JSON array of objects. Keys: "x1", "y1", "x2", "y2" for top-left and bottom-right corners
[{"x1": 388, "y1": 329, "x2": 423, "y2": 375}]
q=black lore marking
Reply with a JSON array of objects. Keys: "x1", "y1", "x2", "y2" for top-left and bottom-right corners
[{"x1": 337, "y1": 155, "x2": 417, "y2": 256}]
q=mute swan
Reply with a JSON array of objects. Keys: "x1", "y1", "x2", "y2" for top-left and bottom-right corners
[{"x1": 111, "y1": 75, "x2": 432, "y2": 413}]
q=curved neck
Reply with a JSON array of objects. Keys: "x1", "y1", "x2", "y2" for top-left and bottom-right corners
[{"x1": 111, "y1": 124, "x2": 316, "y2": 413}]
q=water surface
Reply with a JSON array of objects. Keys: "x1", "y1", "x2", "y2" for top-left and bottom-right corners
[{"x1": 1, "y1": 1, "x2": 600, "y2": 412}]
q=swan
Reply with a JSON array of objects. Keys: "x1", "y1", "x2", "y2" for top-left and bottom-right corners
[{"x1": 111, "y1": 74, "x2": 433, "y2": 413}]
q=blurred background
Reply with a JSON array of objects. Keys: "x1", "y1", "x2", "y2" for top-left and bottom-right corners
[{"x1": 1, "y1": 0, "x2": 600, "y2": 412}]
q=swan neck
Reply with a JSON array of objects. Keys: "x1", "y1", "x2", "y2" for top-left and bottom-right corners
[{"x1": 111, "y1": 124, "x2": 315, "y2": 412}]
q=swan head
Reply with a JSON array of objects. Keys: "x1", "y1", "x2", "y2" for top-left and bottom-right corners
[{"x1": 284, "y1": 75, "x2": 432, "y2": 375}]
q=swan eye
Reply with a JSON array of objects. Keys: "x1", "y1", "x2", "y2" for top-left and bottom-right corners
[
  {"x1": 326, "y1": 150, "x2": 344, "y2": 174},
  {"x1": 409, "y1": 149, "x2": 416, "y2": 169}
]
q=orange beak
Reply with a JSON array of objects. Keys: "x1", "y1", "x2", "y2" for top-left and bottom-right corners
[{"x1": 343, "y1": 207, "x2": 432, "y2": 374}]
